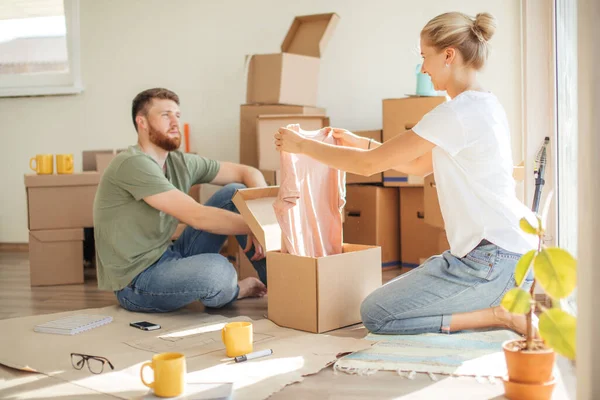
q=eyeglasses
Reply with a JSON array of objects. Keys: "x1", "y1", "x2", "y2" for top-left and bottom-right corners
[{"x1": 70, "y1": 353, "x2": 114, "y2": 374}]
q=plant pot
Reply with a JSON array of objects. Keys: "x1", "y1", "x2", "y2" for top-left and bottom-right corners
[
  {"x1": 502, "y1": 376, "x2": 556, "y2": 400},
  {"x1": 503, "y1": 339, "x2": 555, "y2": 383}
]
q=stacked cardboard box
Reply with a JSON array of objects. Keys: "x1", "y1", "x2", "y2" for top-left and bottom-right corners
[{"x1": 241, "y1": 13, "x2": 339, "y2": 180}]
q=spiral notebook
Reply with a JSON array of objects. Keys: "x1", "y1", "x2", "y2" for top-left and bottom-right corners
[{"x1": 34, "y1": 314, "x2": 113, "y2": 335}]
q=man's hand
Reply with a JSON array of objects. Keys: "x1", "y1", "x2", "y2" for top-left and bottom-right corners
[
  {"x1": 244, "y1": 232, "x2": 265, "y2": 261},
  {"x1": 331, "y1": 128, "x2": 365, "y2": 149}
]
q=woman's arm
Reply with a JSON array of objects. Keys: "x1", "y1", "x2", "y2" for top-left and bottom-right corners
[{"x1": 275, "y1": 128, "x2": 435, "y2": 176}]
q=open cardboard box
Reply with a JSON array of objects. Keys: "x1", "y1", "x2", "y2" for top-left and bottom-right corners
[
  {"x1": 246, "y1": 13, "x2": 339, "y2": 106},
  {"x1": 232, "y1": 187, "x2": 382, "y2": 333},
  {"x1": 257, "y1": 114, "x2": 330, "y2": 171}
]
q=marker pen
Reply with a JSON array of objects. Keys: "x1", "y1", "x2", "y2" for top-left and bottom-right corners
[{"x1": 234, "y1": 349, "x2": 273, "y2": 363}]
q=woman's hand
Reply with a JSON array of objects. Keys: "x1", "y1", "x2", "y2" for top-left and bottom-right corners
[
  {"x1": 331, "y1": 128, "x2": 365, "y2": 149},
  {"x1": 274, "y1": 126, "x2": 309, "y2": 154}
]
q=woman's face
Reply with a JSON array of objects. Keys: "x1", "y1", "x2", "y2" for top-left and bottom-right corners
[{"x1": 419, "y1": 38, "x2": 451, "y2": 91}]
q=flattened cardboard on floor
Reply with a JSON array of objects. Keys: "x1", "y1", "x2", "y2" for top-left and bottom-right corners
[
  {"x1": 257, "y1": 114, "x2": 330, "y2": 171},
  {"x1": 246, "y1": 13, "x2": 339, "y2": 106},
  {"x1": 29, "y1": 228, "x2": 84, "y2": 286},
  {"x1": 24, "y1": 172, "x2": 101, "y2": 230},
  {"x1": 346, "y1": 130, "x2": 383, "y2": 184},
  {"x1": 240, "y1": 104, "x2": 325, "y2": 168},
  {"x1": 232, "y1": 187, "x2": 382, "y2": 333},
  {"x1": 344, "y1": 186, "x2": 400, "y2": 268},
  {"x1": 382, "y1": 97, "x2": 446, "y2": 187}
]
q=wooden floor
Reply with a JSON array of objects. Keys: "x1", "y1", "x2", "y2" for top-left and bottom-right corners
[{"x1": 0, "y1": 252, "x2": 572, "y2": 399}]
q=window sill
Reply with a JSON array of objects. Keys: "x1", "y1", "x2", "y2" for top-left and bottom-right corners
[{"x1": 0, "y1": 84, "x2": 84, "y2": 98}]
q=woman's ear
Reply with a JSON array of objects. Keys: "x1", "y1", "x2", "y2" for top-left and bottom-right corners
[{"x1": 445, "y1": 48, "x2": 456, "y2": 66}]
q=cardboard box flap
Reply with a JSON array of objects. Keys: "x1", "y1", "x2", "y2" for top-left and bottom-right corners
[
  {"x1": 281, "y1": 13, "x2": 340, "y2": 58},
  {"x1": 25, "y1": 172, "x2": 101, "y2": 188},
  {"x1": 30, "y1": 228, "x2": 84, "y2": 243},
  {"x1": 232, "y1": 187, "x2": 282, "y2": 252}
]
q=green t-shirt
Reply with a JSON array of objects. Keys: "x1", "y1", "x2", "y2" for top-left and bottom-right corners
[{"x1": 93, "y1": 145, "x2": 220, "y2": 291}]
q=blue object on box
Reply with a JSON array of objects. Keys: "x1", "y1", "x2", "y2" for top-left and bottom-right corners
[{"x1": 415, "y1": 64, "x2": 437, "y2": 96}]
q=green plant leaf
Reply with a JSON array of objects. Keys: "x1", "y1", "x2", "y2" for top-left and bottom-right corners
[
  {"x1": 515, "y1": 250, "x2": 536, "y2": 286},
  {"x1": 534, "y1": 248, "x2": 577, "y2": 300},
  {"x1": 501, "y1": 288, "x2": 532, "y2": 314},
  {"x1": 539, "y1": 308, "x2": 576, "y2": 360},
  {"x1": 519, "y1": 217, "x2": 538, "y2": 235}
]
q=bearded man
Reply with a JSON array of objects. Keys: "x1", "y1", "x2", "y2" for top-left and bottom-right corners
[{"x1": 93, "y1": 88, "x2": 267, "y2": 312}]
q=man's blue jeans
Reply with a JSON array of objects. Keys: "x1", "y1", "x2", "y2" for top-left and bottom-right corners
[{"x1": 115, "y1": 183, "x2": 266, "y2": 312}]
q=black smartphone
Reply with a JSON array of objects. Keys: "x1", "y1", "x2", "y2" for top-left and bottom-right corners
[{"x1": 130, "y1": 321, "x2": 161, "y2": 331}]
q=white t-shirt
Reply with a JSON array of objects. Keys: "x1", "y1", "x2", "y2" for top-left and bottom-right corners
[{"x1": 412, "y1": 91, "x2": 538, "y2": 257}]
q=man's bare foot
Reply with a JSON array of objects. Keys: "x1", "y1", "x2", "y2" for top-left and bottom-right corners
[
  {"x1": 493, "y1": 306, "x2": 539, "y2": 337},
  {"x1": 237, "y1": 277, "x2": 267, "y2": 299}
]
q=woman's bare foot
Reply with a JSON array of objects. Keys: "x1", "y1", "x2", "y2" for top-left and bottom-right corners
[
  {"x1": 237, "y1": 277, "x2": 267, "y2": 299},
  {"x1": 493, "y1": 306, "x2": 539, "y2": 337}
]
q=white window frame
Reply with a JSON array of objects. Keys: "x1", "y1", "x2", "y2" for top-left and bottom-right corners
[{"x1": 0, "y1": 0, "x2": 83, "y2": 97}]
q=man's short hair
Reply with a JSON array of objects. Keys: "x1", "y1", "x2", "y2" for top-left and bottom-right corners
[{"x1": 131, "y1": 88, "x2": 180, "y2": 131}]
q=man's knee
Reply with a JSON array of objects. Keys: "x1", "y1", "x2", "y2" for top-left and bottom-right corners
[{"x1": 220, "y1": 183, "x2": 246, "y2": 199}]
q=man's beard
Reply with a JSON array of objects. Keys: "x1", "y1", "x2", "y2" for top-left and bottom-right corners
[{"x1": 148, "y1": 124, "x2": 181, "y2": 151}]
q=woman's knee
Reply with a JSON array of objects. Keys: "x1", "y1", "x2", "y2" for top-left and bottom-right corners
[{"x1": 360, "y1": 293, "x2": 385, "y2": 333}]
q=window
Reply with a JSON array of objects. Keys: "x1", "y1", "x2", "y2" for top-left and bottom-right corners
[
  {"x1": 555, "y1": 0, "x2": 578, "y2": 315},
  {"x1": 0, "y1": 0, "x2": 82, "y2": 97}
]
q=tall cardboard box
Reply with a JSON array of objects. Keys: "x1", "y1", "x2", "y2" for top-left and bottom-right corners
[
  {"x1": 346, "y1": 130, "x2": 384, "y2": 184},
  {"x1": 25, "y1": 173, "x2": 101, "y2": 230},
  {"x1": 232, "y1": 187, "x2": 381, "y2": 333},
  {"x1": 344, "y1": 186, "x2": 400, "y2": 268},
  {"x1": 257, "y1": 114, "x2": 330, "y2": 171},
  {"x1": 29, "y1": 228, "x2": 84, "y2": 286},
  {"x1": 399, "y1": 187, "x2": 447, "y2": 267},
  {"x1": 246, "y1": 13, "x2": 339, "y2": 106},
  {"x1": 240, "y1": 105, "x2": 325, "y2": 167},
  {"x1": 423, "y1": 173, "x2": 444, "y2": 229},
  {"x1": 382, "y1": 97, "x2": 446, "y2": 187}
]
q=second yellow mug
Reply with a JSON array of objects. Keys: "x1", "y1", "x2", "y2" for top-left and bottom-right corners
[
  {"x1": 140, "y1": 352, "x2": 186, "y2": 398},
  {"x1": 56, "y1": 154, "x2": 74, "y2": 174},
  {"x1": 29, "y1": 154, "x2": 53, "y2": 175},
  {"x1": 221, "y1": 321, "x2": 253, "y2": 358}
]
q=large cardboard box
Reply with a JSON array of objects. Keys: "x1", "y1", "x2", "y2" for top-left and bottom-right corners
[
  {"x1": 346, "y1": 130, "x2": 384, "y2": 184},
  {"x1": 260, "y1": 170, "x2": 281, "y2": 186},
  {"x1": 82, "y1": 149, "x2": 125, "y2": 171},
  {"x1": 29, "y1": 228, "x2": 84, "y2": 286},
  {"x1": 344, "y1": 186, "x2": 400, "y2": 268},
  {"x1": 257, "y1": 114, "x2": 330, "y2": 171},
  {"x1": 423, "y1": 173, "x2": 444, "y2": 229},
  {"x1": 382, "y1": 97, "x2": 446, "y2": 187},
  {"x1": 400, "y1": 187, "x2": 447, "y2": 268},
  {"x1": 240, "y1": 105, "x2": 325, "y2": 167},
  {"x1": 25, "y1": 173, "x2": 101, "y2": 230},
  {"x1": 246, "y1": 13, "x2": 339, "y2": 106},
  {"x1": 238, "y1": 247, "x2": 260, "y2": 280},
  {"x1": 232, "y1": 187, "x2": 381, "y2": 333}
]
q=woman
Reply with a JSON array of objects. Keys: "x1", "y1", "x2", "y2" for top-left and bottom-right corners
[{"x1": 274, "y1": 12, "x2": 538, "y2": 336}]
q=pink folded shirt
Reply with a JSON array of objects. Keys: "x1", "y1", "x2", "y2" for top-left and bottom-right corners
[{"x1": 273, "y1": 125, "x2": 346, "y2": 257}]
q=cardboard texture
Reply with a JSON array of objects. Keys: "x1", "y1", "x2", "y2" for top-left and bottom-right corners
[
  {"x1": 95, "y1": 153, "x2": 116, "y2": 175},
  {"x1": 0, "y1": 306, "x2": 371, "y2": 400},
  {"x1": 240, "y1": 104, "x2": 325, "y2": 167},
  {"x1": 28, "y1": 228, "x2": 84, "y2": 286},
  {"x1": 400, "y1": 187, "x2": 447, "y2": 268},
  {"x1": 382, "y1": 97, "x2": 446, "y2": 187},
  {"x1": 25, "y1": 172, "x2": 101, "y2": 230},
  {"x1": 257, "y1": 114, "x2": 330, "y2": 170},
  {"x1": 344, "y1": 186, "x2": 400, "y2": 268},
  {"x1": 82, "y1": 149, "x2": 125, "y2": 171},
  {"x1": 232, "y1": 187, "x2": 382, "y2": 333},
  {"x1": 246, "y1": 13, "x2": 339, "y2": 106},
  {"x1": 346, "y1": 130, "x2": 384, "y2": 184},
  {"x1": 423, "y1": 173, "x2": 444, "y2": 229},
  {"x1": 261, "y1": 169, "x2": 281, "y2": 186},
  {"x1": 238, "y1": 246, "x2": 260, "y2": 280}
]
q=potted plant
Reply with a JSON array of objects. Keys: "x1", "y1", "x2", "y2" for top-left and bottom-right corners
[{"x1": 500, "y1": 215, "x2": 577, "y2": 400}]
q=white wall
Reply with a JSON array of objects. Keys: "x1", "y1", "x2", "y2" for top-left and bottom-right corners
[{"x1": 0, "y1": 0, "x2": 522, "y2": 243}]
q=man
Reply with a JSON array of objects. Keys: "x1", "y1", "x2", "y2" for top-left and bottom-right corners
[{"x1": 93, "y1": 88, "x2": 267, "y2": 313}]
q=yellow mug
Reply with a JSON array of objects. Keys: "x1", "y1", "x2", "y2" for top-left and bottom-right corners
[
  {"x1": 29, "y1": 154, "x2": 53, "y2": 175},
  {"x1": 221, "y1": 322, "x2": 253, "y2": 358},
  {"x1": 140, "y1": 352, "x2": 186, "y2": 398},
  {"x1": 56, "y1": 154, "x2": 74, "y2": 174}
]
